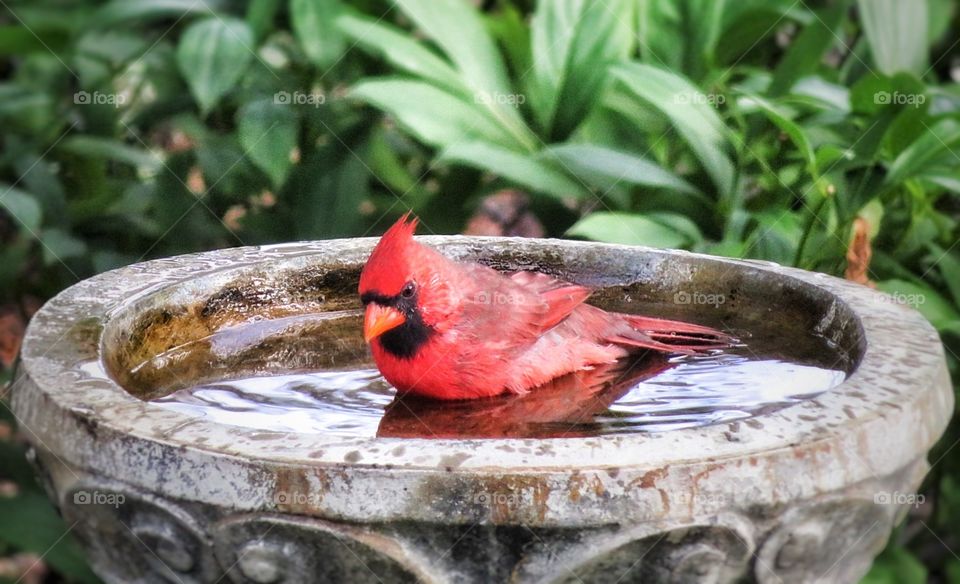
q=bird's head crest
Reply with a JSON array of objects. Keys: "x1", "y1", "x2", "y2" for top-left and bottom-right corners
[{"x1": 359, "y1": 212, "x2": 421, "y2": 297}]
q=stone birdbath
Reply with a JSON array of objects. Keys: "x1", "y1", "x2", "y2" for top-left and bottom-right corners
[{"x1": 9, "y1": 237, "x2": 953, "y2": 583}]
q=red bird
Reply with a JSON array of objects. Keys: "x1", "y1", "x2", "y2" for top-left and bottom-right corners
[{"x1": 359, "y1": 214, "x2": 734, "y2": 400}]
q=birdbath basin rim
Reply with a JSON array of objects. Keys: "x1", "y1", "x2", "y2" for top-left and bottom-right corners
[{"x1": 11, "y1": 236, "x2": 952, "y2": 528}]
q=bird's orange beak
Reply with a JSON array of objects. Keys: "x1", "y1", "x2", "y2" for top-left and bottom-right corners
[{"x1": 363, "y1": 304, "x2": 406, "y2": 343}]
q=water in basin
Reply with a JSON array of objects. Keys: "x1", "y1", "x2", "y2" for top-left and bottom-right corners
[{"x1": 134, "y1": 304, "x2": 848, "y2": 439}]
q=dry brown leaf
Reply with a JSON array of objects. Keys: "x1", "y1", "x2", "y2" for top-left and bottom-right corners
[
  {"x1": 0, "y1": 553, "x2": 47, "y2": 584},
  {"x1": 0, "y1": 308, "x2": 25, "y2": 368},
  {"x1": 0, "y1": 481, "x2": 18, "y2": 498},
  {"x1": 162, "y1": 129, "x2": 196, "y2": 153},
  {"x1": 223, "y1": 205, "x2": 247, "y2": 231},
  {"x1": 186, "y1": 166, "x2": 206, "y2": 195},
  {"x1": 21, "y1": 296, "x2": 42, "y2": 318},
  {"x1": 464, "y1": 190, "x2": 545, "y2": 238},
  {"x1": 845, "y1": 216, "x2": 875, "y2": 287}
]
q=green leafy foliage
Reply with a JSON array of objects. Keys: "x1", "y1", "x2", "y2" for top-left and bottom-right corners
[
  {"x1": 862, "y1": 546, "x2": 928, "y2": 584},
  {"x1": 528, "y1": 0, "x2": 634, "y2": 140},
  {"x1": 1, "y1": 0, "x2": 960, "y2": 581},
  {"x1": 237, "y1": 98, "x2": 299, "y2": 187},
  {"x1": 176, "y1": 17, "x2": 255, "y2": 114},
  {"x1": 857, "y1": 0, "x2": 929, "y2": 76},
  {"x1": 441, "y1": 142, "x2": 588, "y2": 201},
  {"x1": 0, "y1": 406, "x2": 99, "y2": 584},
  {"x1": 567, "y1": 211, "x2": 701, "y2": 248},
  {"x1": 290, "y1": 0, "x2": 345, "y2": 69}
]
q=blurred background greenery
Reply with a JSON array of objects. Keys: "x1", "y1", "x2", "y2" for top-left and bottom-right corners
[{"x1": 0, "y1": 0, "x2": 959, "y2": 581}]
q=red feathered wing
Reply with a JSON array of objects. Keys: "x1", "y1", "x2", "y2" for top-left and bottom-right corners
[{"x1": 505, "y1": 270, "x2": 733, "y2": 354}]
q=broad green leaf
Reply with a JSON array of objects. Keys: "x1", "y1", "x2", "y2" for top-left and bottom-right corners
[
  {"x1": 0, "y1": 491, "x2": 99, "y2": 584},
  {"x1": 247, "y1": 0, "x2": 281, "y2": 40},
  {"x1": 861, "y1": 547, "x2": 927, "y2": 584},
  {"x1": 291, "y1": 0, "x2": 345, "y2": 69},
  {"x1": 0, "y1": 88, "x2": 55, "y2": 138},
  {"x1": 745, "y1": 211, "x2": 804, "y2": 265},
  {"x1": 59, "y1": 136, "x2": 163, "y2": 172},
  {"x1": 857, "y1": 0, "x2": 928, "y2": 76},
  {"x1": 0, "y1": 239, "x2": 31, "y2": 289},
  {"x1": 237, "y1": 98, "x2": 299, "y2": 187},
  {"x1": 849, "y1": 77, "x2": 928, "y2": 175},
  {"x1": 876, "y1": 279, "x2": 960, "y2": 331},
  {"x1": 92, "y1": 250, "x2": 137, "y2": 273},
  {"x1": 932, "y1": 245, "x2": 960, "y2": 307},
  {"x1": 6, "y1": 5, "x2": 88, "y2": 33},
  {"x1": 75, "y1": 30, "x2": 150, "y2": 87},
  {"x1": 738, "y1": 94, "x2": 817, "y2": 173},
  {"x1": 791, "y1": 76, "x2": 850, "y2": 112},
  {"x1": 885, "y1": 119, "x2": 960, "y2": 187},
  {"x1": 925, "y1": 172, "x2": 960, "y2": 194},
  {"x1": 567, "y1": 211, "x2": 692, "y2": 248},
  {"x1": 193, "y1": 133, "x2": 264, "y2": 199},
  {"x1": 648, "y1": 212, "x2": 704, "y2": 244},
  {"x1": 93, "y1": 0, "x2": 225, "y2": 26},
  {"x1": 0, "y1": 185, "x2": 42, "y2": 231},
  {"x1": 687, "y1": 0, "x2": 726, "y2": 74},
  {"x1": 287, "y1": 148, "x2": 368, "y2": 238},
  {"x1": 12, "y1": 155, "x2": 66, "y2": 224},
  {"x1": 938, "y1": 474, "x2": 960, "y2": 529},
  {"x1": 611, "y1": 63, "x2": 734, "y2": 196},
  {"x1": 393, "y1": 0, "x2": 510, "y2": 98},
  {"x1": 337, "y1": 13, "x2": 463, "y2": 94},
  {"x1": 0, "y1": 26, "x2": 67, "y2": 56},
  {"x1": 769, "y1": 1, "x2": 848, "y2": 96},
  {"x1": 528, "y1": 0, "x2": 634, "y2": 140},
  {"x1": 40, "y1": 228, "x2": 88, "y2": 265},
  {"x1": 636, "y1": 0, "x2": 683, "y2": 70},
  {"x1": 850, "y1": 74, "x2": 927, "y2": 160},
  {"x1": 391, "y1": 0, "x2": 535, "y2": 151},
  {"x1": 715, "y1": 1, "x2": 808, "y2": 65},
  {"x1": 486, "y1": 4, "x2": 531, "y2": 79},
  {"x1": 949, "y1": 560, "x2": 960, "y2": 584},
  {"x1": 543, "y1": 144, "x2": 699, "y2": 194},
  {"x1": 637, "y1": 0, "x2": 731, "y2": 81},
  {"x1": 364, "y1": 128, "x2": 433, "y2": 209},
  {"x1": 440, "y1": 142, "x2": 588, "y2": 201},
  {"x1": 349, "y1": 79, "x2": 521, "y2": 150},
  {"x1": 176, "y1": 17, "x2": 255, "y2": 114},
  {"x1": 850, "y1": 74, "x2": 893, "y2": 115},
  {"x1": 928, "y1": 0, "x2": 956, "y2": 44}
]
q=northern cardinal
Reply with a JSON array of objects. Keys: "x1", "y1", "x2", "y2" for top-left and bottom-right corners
[{"x1": 359, "y1": 214, "x2": 734, "y2": 400}]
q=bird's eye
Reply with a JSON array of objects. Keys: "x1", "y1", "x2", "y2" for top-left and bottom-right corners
[{"x1": 401, "y1": 281, "x2": 416, "y2": 298}]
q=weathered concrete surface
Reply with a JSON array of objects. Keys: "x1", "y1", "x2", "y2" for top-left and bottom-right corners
[{"x1": 9, "y1": 237, "x2": 953, "y2": 583}]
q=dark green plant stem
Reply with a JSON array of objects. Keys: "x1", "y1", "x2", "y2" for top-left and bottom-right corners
[{"x1": 794, "y1": 194, "x2": 830, "y2": 268}]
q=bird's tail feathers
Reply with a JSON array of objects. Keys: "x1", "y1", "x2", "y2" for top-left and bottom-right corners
[{"x1": 611, "y1": 315, "x2": 737, "y2": 355}]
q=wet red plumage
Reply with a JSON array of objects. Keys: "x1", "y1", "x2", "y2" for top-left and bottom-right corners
[{"x1": 358, "y1": 214, "x2": 734, "y2": 400}]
